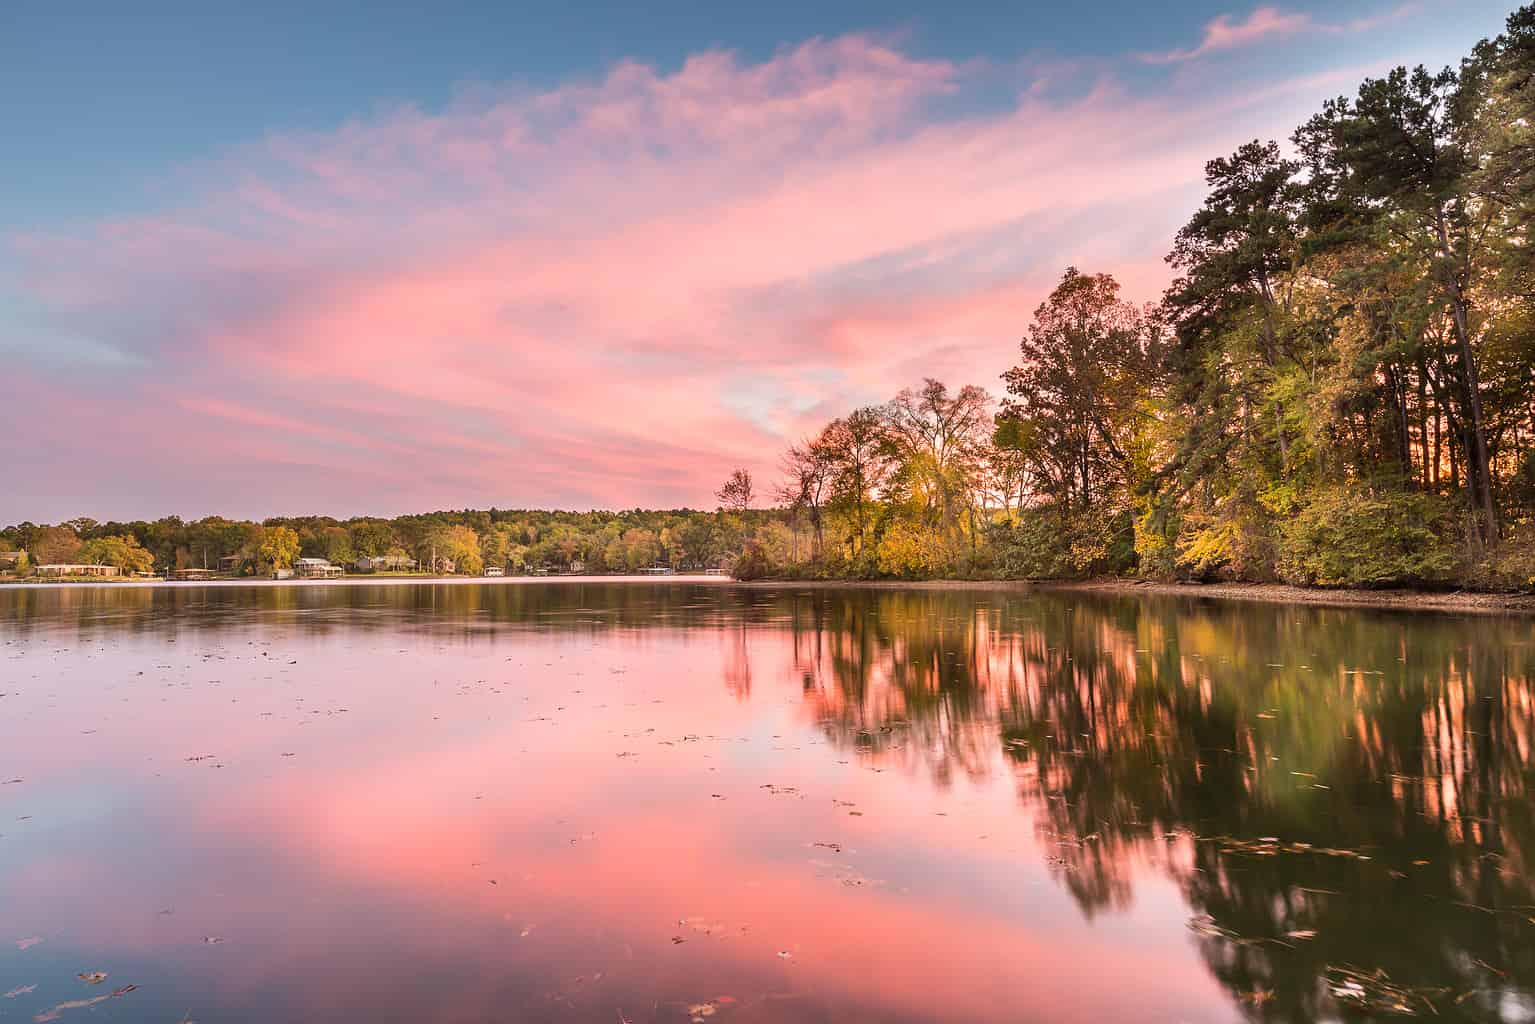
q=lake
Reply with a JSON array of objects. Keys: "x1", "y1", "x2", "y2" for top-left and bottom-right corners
[{"x1": 1, "y1": 581, "x2": 1532, "y2": 1023}]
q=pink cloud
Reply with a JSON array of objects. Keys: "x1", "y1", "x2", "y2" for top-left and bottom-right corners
[
  {"x1": 3, "y1": 34, "x2": 1382, "y2": 519},
  {"x1": 1144, "y1": 3, "x2": 1420, "y2": 64}
]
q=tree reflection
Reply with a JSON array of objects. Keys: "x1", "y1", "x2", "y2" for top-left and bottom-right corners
[{"x1": 780, "y1": 590, "x2": 1535, "y2": 1022}]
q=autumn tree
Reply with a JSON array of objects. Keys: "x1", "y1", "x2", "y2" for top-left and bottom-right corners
[
  {"x1": 29, "y1": 525, "x2": 82, "y2": 564},
  {"x1": 420, "y1": 524, "x2": 483, "y2": 575},
  {"x1": 77, "y1": 534, "x2": 154, "y2": 573},
  {"x1": 884, "y1": 379, "x2": 992, "y2": 535},
  {"x1": 819, "y1": 407, "x2": 895, "y2": 556},
  {"x1": 254, "y1": 526, "x2": 301, "y2": 573},
  {"x1": 1002, "y1": 268, "x2": 1158, "y2": 514}
]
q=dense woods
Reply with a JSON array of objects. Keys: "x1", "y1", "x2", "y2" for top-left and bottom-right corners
[{"x1": 5, "y1": 7, "x2": 1535, "y2": 589}]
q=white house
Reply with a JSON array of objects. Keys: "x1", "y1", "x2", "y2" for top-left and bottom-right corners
[{"x1": 36, "y1": 564, "x2": 120, "y2": 577}]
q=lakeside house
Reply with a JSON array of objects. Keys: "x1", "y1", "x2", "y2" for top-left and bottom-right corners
[
  {"x1": 356, "y1": 553, "x2": 418, "y2": 573},
  {"x1": 170, "y1": 567, "x2": 217, "y2": 581},
  {"x1": 293, "y1": 557, "x2": 344, "y2": 579},
  {"x1": 36, "y1": 563, "x2": 120, "y2": 577},
  {"x1": 218, "y1": 554, "x2": 244, "y2": 574},
  {"x1": 638, "y1": 565, "x2": 674, "y2": 575},
  {"x1": 0, "y1": 551, "x2": 23, "y2": 570},
  {"x1": 483, "y1": 566, "x2": 505, "y2": 577}
]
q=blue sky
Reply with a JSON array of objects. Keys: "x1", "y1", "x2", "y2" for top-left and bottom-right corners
[{"x1": 2, "y1": 1, "x2": 1511, "y2": 229}]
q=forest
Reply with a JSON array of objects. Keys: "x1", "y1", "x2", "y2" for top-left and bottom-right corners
[
  {"x1": 4, "y1": 6, "x2": 1534, "y2": 589},
  {"x1": 764, "y1": 5, "x2": 1535, "y2": 590}
]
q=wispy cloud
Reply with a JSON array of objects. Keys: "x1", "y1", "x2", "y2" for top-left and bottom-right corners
[
  {"x1": 1, "y1": 34, "x2": 1403, "y2": 519},
  {"x1": 1143, "y1": 3, "x2": 1420, "y2": 64}
]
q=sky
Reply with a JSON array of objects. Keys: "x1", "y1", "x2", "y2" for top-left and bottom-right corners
[{"x1": 0, "y1": 0, "x2": 1520, "y2": 523}]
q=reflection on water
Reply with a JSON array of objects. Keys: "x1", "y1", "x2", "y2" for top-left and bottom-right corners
[{"x1": 1, "y1": 582, "x2": 1533, "y2": 1022}]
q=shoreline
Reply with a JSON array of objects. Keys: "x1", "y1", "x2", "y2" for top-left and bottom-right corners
[
  {"x1": 3, "y1": 573, "x2": 1532, "y2": 615},
  {"x1": 741, "y1": 576, "x2": 1535, "y2": 615}
]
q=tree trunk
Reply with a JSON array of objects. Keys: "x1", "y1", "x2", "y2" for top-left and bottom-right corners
[{"x1": 1434, "y1": 208, "x2": 1497, "y2": 541}]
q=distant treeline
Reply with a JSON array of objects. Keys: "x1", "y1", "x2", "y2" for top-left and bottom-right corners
[
  {"x1": 0, "y1": 509, "x2": 771, "y2": 578},
  {"x1": 6, "y1": 7, "x2": 1535, "y2": 590}
]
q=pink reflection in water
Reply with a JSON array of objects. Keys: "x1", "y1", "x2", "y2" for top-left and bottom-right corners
[{"x1": 0, "y1": 590, "x2": 1232, "y2": 1023}]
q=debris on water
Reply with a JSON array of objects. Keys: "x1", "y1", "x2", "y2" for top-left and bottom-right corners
[
  {"x1": 519, "y1": 925, "x2": 535, "y2": 937},
  {"x1": 1326, "y1": 965, "x2": 1447, "y2": 1015},
  {"x1": 201, "y1": 936, "x2": 225, "y2": 944},
  {"x1": 1286, "y1": 929, "x2": 1318, "y2": 940},
  {"x1": 76, "y1": 973, "x2": 107, "y2": 985},
  {"x1": 33, "y1": 984, "x2": 137, "y2": 1022},
  {"x1": 776, "y1": 950, "x2": 793, "y2": 960},
  {"x1": 5, "y1": 985, "x2": 37, "y2": 998},
  {"x1": 671, "y1": 935, "x2": 686, "y2": 944},
  {"x1": 1206, "y1": 836, "x2": 1373, "y2": 861},
  {"x1": 687, "y1": 996, "x2": 737, "y2": 1020},
  {"x1": 15, "y1": 937, "x2": 43, "y2": 950}
]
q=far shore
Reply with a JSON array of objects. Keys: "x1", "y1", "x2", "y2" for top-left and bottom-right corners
[
  {"x1": 0, "y1": 573, "x2": 735, "y2": 590},
  {"x1": 4, "y1": 573, "x2": 1533, "y2": 616}
]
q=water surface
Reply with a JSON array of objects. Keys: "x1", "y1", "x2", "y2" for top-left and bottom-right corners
[{"x1": 1, "y1": 582, "x2": 1532, "y2": 1022}]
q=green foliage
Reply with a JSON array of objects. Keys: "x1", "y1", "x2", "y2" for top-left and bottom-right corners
[
  {"x1": 1466, "y1": 519, "x2": 1535, "y2": 591},
  {"x1": 1275, "y1": 487, "x2": 1456, "y2": 587},
  {"x1": 989, "y1": 505, "x2": 1135, "y2": 580},
  {"x1": 77, "y1": 535, "x2": 154, "y2": 573}
]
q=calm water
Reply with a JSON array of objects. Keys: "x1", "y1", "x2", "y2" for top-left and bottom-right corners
[{"x1": 1, "y1": 582, "x2": 1533, "y2": 1023}]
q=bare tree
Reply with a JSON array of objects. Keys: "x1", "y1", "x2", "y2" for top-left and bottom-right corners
[
  {"x1": 779, "y1": 438, "x2": 836, "y2": 558},
  {"x1": 715, "y1": 468, "x2": 755, "y2": 513}
]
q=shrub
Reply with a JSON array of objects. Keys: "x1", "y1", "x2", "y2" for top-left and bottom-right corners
[
  {"x1": 1276, "y1": 486, "x2": 1455, "y2": 587},
  {"x1": 729, "y1": 541, "x2": 774, "y2": 581},
  {"x1": 990, "y1": 504, "x2": 1135, "y2": 580},
  {"x1": 1466, "y1": 519, "x2": 1535, "y2": 592}
]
